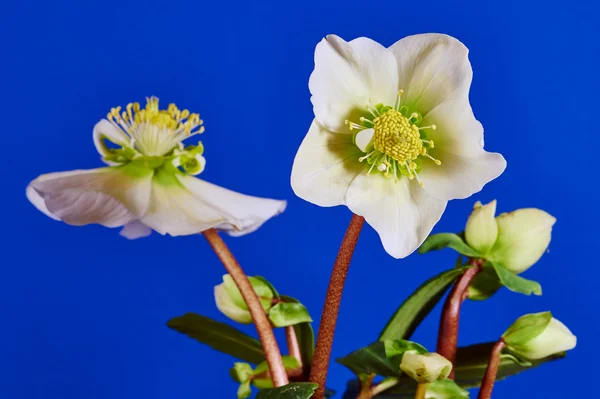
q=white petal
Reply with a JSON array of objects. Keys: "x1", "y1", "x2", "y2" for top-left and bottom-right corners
[
  {"x1": 389, "y1": 34, "x2": 472, "y2": 115},
  {"x1": 355, "y1": 128, "x2": 374, "y2": 152},
  {"x1": 93, "y1": 119, "x2": 131, "y2": 163},
  {"x1": 291, "y1": 120, "x2": 364, "y2": 207},
  {"x1": 26, "y1": 185, "x2": 60, "y2": 221},
  {"x1": 120, "y1": 220, "x2": 153, "y2": 239},
  {"x1": 419, "y1": 150, "x2": 506, "y2": 201},
  {"x1": 345, "y1": 174, "x2": 447, "y2": 258},
  {"x1": 309, "y1": 35, "x2": 398, "y2": 133},
  {"x1": 141, "y1": 171, "x2": 286, "y2": 237},
  {"x1": 28, "y1": 166, "x2": 153, "y2": 228}
]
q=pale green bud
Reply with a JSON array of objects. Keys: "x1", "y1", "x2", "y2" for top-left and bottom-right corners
[
  {"x1": 426, "y1": 379, "x2": 470, "y2": 398},
  {"x1": 400, "y1": 352, "x2": 453, "y2": 383},
  {"x1": 489, "y1": 208, "x2": 556, "y2": 273},
  {"x1": 503, "y1": 312, "x2": 577, "y2": 360},
  {"x1": 214, "y1": 274, "x2": 275, "y2": 324},
  {"x1": 465, "y1": 200, "x2": 498, "y2": 255}
]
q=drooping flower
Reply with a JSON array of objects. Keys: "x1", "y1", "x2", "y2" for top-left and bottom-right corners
[
  {"x1": 400, "y1": 351, "x2": 453, "y2": 383},
  {"x1": 502, "y1": 312, "x2": 576, "y2": 360},
  {"x1": 291, "y1": 34, "x2": 506, "y2": 258},
  {"x1": 464, "y1": 201, "x2": 556, "y2": 273},
  {"x1": 27, "y1": 97, "x2": 286, "y2": 238}
]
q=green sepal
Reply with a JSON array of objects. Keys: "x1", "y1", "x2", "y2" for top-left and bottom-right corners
[
  {"x1": 230, "y1": 362, "x2": 254, "y2": 383},
  {"x1": 467, "y1": 266, "x2": 502, "y2": 301},
  {"x1": 502, "y1": 312, "x2": 553, "y2": 346},
  {"x1": 337, "y1": 340, "x2": 427, "y2": 377},
  {"x1": 256, "y1": 383, "x2": 319, "y2": 399},
  {"x1": 490, "y1": 262, "x2": 542, "y2": 296},
  {"x1": 418, "y1": 233, "x2": 481, "y2": 257},
  {"x1": 269, "y1": 302, "x2": 312, "y2": 327}
]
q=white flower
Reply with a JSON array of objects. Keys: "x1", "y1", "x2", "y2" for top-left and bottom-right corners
[
  {"x1": 291, "y1": 34, "x2": 506, "y2": 258},
  {"x1": 400, "y1": 352, "x2": 453, "y2": 383},
  {"x1": 27, "y1": 97, "x2": 286, "y2": 238}
]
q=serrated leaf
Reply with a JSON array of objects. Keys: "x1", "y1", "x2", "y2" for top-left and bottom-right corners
[
  {"x1": 379, "y1": 267, "x2": 473, "y2": 341},
  {"x1": 418, "y1": 233, "x2": 481, "y2": 257},
  {"x1": 269, "y1": 302, "x2": 312, "y2": 327},
  {"x1": 337, "y1": 340, "x2": 426, "y2": 377},
  {"x1": 167, "y1": 313, "x2": 265, "y2": 364},
  {"x1": 342, "y1": 342, "x2": 565, "y2": 397},
  {"x1": 490, "y1": 262, "x2": 542, "y2": 296},
  {"x1": 256, "y1": 382, "x2": 319, "y2": 399}
]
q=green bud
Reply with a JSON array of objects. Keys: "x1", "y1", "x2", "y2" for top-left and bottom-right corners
[
  {"x1": 489, "y1": 208, "x2": 556, "y2": 273},
  {"x1": 503, "y1": 312, "x2": 577, "y2": 360},
  {"x1": 400, "y1": 352, "x2": 453, "y2": 383},
  {"x1": 215, "y1": 274, "x2": 275, "y2": 324},
  {"x1": 426, "y1": 379, "x2": 470, "y2": 398},
  {"x1": 230, "y1": 362, "x2": 254, "y2": 383},
  {"x1": 465, "y1": 200, "x2": 498, "y2": 255}
]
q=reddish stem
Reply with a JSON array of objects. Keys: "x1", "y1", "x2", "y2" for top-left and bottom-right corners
[
  {"x1": 437, "y1": 265, "x2": 481, "y2": 378},
  {"x1": 203, "y1": 229, "x2": 289, "y2": 387},
  {"x1": 477, "y1": 339, "x2": 506, "y2": 399},
  {"x1": 309, "y1": 214, "x2": 365, "y2": 399},
  {"x1": 286, "y1": 326, "x2": 304, "y2": 374}
]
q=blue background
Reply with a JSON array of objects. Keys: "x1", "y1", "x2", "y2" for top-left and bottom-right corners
[{"x1": 3, "y1": 0, "x2": 598, "y2": 397}]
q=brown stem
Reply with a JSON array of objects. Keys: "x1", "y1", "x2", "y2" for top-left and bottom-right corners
[
  {"x1": 356, "y1": 374, "x2": 375, "y2": 399},
  {"x1": 436, "y1": 265, "x2": 481, "y2": 378},
  {"x1": 286, "y1": 326, "x2": 304, "y2": 371},
  {"x1": 309, "y1": 214, "x2": 365, "y2": 399},
  {"x1": 202, "y1": 229, "x2": 289, "y2": 387},
  {"x1": 477, "y1": 338, "x2": 505, "y2": 399}
]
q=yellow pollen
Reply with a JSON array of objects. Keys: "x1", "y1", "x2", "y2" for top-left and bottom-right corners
[{"x1": 372, "y1": 109, "x2": 423, "y2": 164}]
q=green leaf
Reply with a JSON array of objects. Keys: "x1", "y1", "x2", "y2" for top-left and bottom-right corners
[
  {"x1": 337, "y1": 340, "x2": 427, "y2": 377},
  {"x1": 237, "y1": 381, "x2": 252, "y2": 399},
  {"x1": 167, "y1": 313, "x2": 265, "y2": 364},
  {"x1": 342, "y1": 342, "x2": 565, "y2": 397},
  {"x1": 418, "y1": 233, "x2": 481, "y2": 257},
  {"x1": 254, "y1": 356, "x2": 301, "y2": 376},
  {"x1": 379, "y1": 267, "x2": 473, "y2": 341},
  {"x1": 467, "y1": 267, "x2": 502, "y2": 301},
  {"x1": 294, "y1": 322, "x2": 315, "y2": 372},
  {"x1": 490, "y1": 262, "x2": 542, "y2": 296},
  {"x1": 269, "y1": 302, "x2": 313, "y2": 327},
  {"x1": 256, "y1": 383, "x2": 319, "y2": 399}
]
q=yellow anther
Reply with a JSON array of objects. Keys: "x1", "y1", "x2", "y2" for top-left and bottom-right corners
[
  {"x1": 398, "y1": 89, "x2": 404, "y2": 95},
  {"x1": 133, "y1": 102, "x2": 140, "y2": 112},
  {"x1": 410, "y1": 162, "x2": 417, "y2": 170},
  {"x1": 429, "y1": 140, "x2": 435, "y2": 148},
  {"x1": 435, "y1": 159, "x2": 442, "y2": 165},
  {"x1": 181, "y1": 109, "x2": 190, "y2": 119},
  {"x1": 419, "y1": 181, "x2": 425, "y2": 187}
]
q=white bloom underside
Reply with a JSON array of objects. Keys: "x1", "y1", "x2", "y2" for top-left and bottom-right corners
[
  {"x1": 291, "y1": 34, "x2": 506, "y2": 258},
  {"x1": 27, "y1": 99, "x2": 286, "y2": 238}
]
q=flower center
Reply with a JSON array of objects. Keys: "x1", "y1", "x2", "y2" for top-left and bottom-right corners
[
  {"x1": 104, "y1": 97, "x2": 207, "y2": 175},
  {"x1": 345, "y1": 90, "x2": 440, "y2": 186},
  {"x1": 107, "y1": 96, "x2": 204, "y2": 156},
  {"x1": 372, "y1": 109, "x2": 423, "y2": 164}
]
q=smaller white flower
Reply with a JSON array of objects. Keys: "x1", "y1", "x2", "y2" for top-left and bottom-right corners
[
  {"x1": 502, "y1": 312, "x2": 576, "y2": 360},
  {"x1": 291, "y1": 34, "x2": 506, "y2": 258},
  {"x1": 27, "y1": 97, "x2": 286, "y2": 238},
  {"x1": 400, "y1": 351, "x2": 453, "y2": 383},
  {"x1": 464, "y1": 201, "x2": 556, "y2": 273}
]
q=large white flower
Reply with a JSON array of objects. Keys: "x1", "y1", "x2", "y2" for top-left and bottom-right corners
[
  {"x1": 27, "y1": 97, "x2": 286, "y2": 238},
  {"x1": 291, "y1": 34, "x2": 506, "y2": 258}
]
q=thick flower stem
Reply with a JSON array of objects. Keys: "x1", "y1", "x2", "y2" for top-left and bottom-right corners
[
  {"x1": 415, "y1": 383, "x2": 428, "y2": 399},
  {"x1": 477, "y1": 338, "x2": 505, "y2": 399},
  {"x1": 309, "y1": 214, "x2": 365, "y2": 399},
  {"x1": 436, "y1": 265, "x2": 481, "y2": 378},
  {"x1": 202, "y1": 229, "x2": 289, "y2": 387}
]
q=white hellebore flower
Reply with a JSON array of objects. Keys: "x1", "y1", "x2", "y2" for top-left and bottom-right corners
[
  {"x1": 27, "y1": 97, "x2": 286, "y2": 238},
  {"x1": 400, "y1": 351, "x2": 453, "y2": 383},
  {"x1": 291, "y1": 34, "x2": 506, "y2": 258}
]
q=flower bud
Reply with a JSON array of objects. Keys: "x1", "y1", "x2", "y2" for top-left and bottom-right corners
[
  {"x1": 214, "y1": 274, "x2": 275, "y2": 324},
  {"x1": 502, "y1": 312, "x2": 576, "y2": 360},
  {"x1": 400, "y1": 352, "x2": 453, "y2": 383},
  {"x1": 489, "y1": 208, "x2": 556, "y2": 273},
  {"x1": 465, "y1": 200, "x2": 498, "y2": 254}
]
